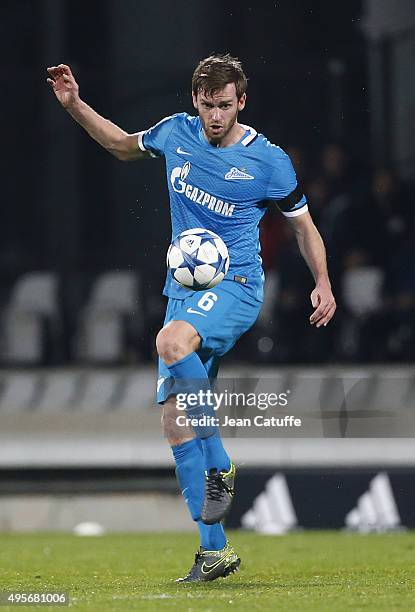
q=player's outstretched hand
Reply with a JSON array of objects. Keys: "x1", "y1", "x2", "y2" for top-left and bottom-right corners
[
  {"x1": 309, "y1": 282, "x2": 336, "y2": 328},
  {"x1": 46, "y1": 64, "x2": 79, "y2": 109}
]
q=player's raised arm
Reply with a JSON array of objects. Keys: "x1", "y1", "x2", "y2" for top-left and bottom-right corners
[
  {"x1": 287, "y1": 211, "x2": 336, "y2": 328},
  {"x1": 46, "y1": 64, "x2": 147, "y2": 161}
]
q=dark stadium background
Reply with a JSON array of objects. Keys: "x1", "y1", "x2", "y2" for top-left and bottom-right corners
[
  {"x1": 3, "y1": 0, "x2": 369, "y2": 362},
  {"x1": 0, "y1": 0, "x2": 414, "y2": 534}
]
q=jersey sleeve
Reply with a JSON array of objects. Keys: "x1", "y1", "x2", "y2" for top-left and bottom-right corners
[
  {"x1": 137, "y1": 114, "x2": 177, "y2": 157},
  {"x1": 267, "y1": 149, "x2": 308, "y2": 217}
]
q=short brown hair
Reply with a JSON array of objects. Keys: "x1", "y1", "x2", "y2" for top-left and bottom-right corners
[{"x1": 192, "y1": 54, "x2": 248, "y2": 100}]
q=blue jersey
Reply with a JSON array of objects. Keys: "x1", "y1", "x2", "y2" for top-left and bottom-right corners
[{"x1": 137, "y1": 113, "x2": 307, "y2": 302}]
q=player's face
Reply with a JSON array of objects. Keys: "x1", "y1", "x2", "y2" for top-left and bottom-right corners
[{"x1": 193, "y1": 83, "x2": 246, "y2": 145}]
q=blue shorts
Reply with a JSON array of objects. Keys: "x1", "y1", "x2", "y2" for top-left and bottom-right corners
[{"x1": 157, "y1": 279, "x2": 262, "y2": 403}]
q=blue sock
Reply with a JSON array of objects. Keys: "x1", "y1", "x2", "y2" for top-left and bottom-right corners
[
  {"x1": 201, "y1": 433, "x2": 231, "y2": 473},
  {"x1": 167, "y1": 352, "x2": 217, "y2": 437},
  {"x1": 198, "y1": 521, "x2": 226, "y2": 551},
  {"x1": 172, "y1": 439, "x2": 204, "y2": 521},
  {"x1": 167, "y1": 352, "x2": 231, "y2": 472},
  {"x1": 172, "y1": 438, "x2": 226, "y2": 551}
]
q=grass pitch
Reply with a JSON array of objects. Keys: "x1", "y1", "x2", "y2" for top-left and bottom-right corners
[{"x1": 0, "y1": 531, "x2": 414, "y2": 611}]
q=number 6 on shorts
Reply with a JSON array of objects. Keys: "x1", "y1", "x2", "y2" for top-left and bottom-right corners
[{"x1": 197, "y1": 292, "x2": 218, "y2": 312}]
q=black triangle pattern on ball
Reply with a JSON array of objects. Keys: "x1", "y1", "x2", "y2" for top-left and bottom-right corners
[{"x1": 168, "y1": 229, "x2": 229, "y2": 289}]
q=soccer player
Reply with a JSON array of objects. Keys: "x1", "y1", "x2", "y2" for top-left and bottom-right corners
[{"x1": 47, "y1": 55, "x2": 336, "y2": 582}]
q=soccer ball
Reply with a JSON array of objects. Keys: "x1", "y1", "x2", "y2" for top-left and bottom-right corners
[{"x1": 167, "y1": 228, "x2": 230, "y2": 290}]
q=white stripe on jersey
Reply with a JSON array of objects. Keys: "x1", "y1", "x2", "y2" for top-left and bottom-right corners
[
  {"x1": 137, "y1": 131, "x2": 158, "y2": 157},
  {"x1": 240, "y1": 124, "x2": 258, "y2": 146},
  {"x1": 137, "y1": 131, "x2": 146, "y2": 151},
  {"x1": 282, "y1": 203, "x2": 309, "y2": 218}
]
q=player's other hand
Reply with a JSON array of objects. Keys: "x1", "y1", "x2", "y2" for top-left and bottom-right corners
[
  {"x1": 46, "y1": 64, "x2": 79, "y2": 109},
  {"x1": 309, "y1": 281, "x2": 336, "y2": 328}
]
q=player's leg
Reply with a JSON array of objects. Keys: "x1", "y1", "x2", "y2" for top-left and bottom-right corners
[
  {"x1": 156, "y1": 310, "x2": 237, "y2": 581},
  {"x1": 162, "y1": 396, "x2": 228, "y2": 555},
  {"x1": 158, "y1": 283, "x2": 260, "y2": 526},
  {"x1": 157, "y1": 299, "x2": 234, "y2": 532},
  {"x1": 162, "y1": 282, "x2": 261, "y2": 525},
  {"x1": 156, "y1": 320, "x2": 231, "y2": 472},
  {"x1": 162, "y1": 397, "x2": 239, "y2": 582}
]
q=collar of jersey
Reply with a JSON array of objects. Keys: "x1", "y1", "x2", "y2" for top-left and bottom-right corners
[{"x1": 197, "y1": 118, "x2": 257, "y2": 151}]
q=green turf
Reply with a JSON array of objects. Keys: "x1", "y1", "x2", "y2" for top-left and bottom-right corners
[{"x1": 0, "y1": 531, "x2": 414, "y2": 611}]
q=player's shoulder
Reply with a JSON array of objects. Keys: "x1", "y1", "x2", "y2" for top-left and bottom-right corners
[
  {"x1": 251, "y1": 131, "x2": 290, "y2": 162},
  {"x1": 240, "y1": 124, "x2": 290, "y2": 163},
  {"x1": 148, "y1": 112, "x2": 196, "y2": 131},
  {"x1": 166, "y1": 112, "x2": 199, "y2": 133}
]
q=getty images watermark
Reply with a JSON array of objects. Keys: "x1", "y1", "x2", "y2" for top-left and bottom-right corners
[
  {"x1": 166, "y1": 375, "x2": 415, "y2": 438},
  {"x1": 175, "y1": 388, "x2": 302, "y2": 430}
]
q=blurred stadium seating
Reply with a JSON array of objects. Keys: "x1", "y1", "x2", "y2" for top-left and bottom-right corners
[
  {"x1": 0, "y1": 272, "x2": 59, "y2": 364},
  {"x1": 0, "y1": 362, "x2": 413, "y2": 531},
  {"x1": 74, "y1": 271, "x2": 141, "y2": 362}
]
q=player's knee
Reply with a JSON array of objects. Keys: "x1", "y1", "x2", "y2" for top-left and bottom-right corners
[
  {"x1": 156, "y1": 327, "x2": 186, "y2": 364},
  {"x1": 156, "y1": 323, "x2": 196, "y2": 365}
]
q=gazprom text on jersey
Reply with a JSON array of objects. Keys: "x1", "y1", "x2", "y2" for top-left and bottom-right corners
[{"x1": 170, "y1": 166, "x2": 235, "y2": 217}]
